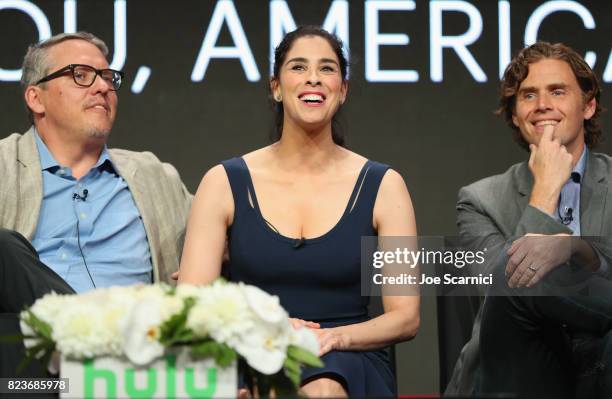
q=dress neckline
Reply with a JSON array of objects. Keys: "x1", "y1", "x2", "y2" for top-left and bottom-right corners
[{"x1": 237, "y1": 157, "x2": 371, "y2": 245}]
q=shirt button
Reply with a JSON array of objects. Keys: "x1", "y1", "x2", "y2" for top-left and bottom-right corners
[
  {"x1": 61, "y1": 253, "x2": 67, "y2": 260},
  {"x1": 80, "y1": 212, "x2": 87, "y2": 219}
]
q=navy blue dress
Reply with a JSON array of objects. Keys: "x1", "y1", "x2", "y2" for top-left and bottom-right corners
[{"x1": 222, "y1": 157, "x2": 395, "y2": 396}]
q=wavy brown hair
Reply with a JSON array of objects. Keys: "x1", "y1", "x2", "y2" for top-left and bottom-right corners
[{"x1": 497, "y1": 42, "x2": 603, "y2": 150}]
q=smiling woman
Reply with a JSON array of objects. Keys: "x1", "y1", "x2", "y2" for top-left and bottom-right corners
[{"x1": 178, "y1": 26, "x2": 420, "y2": 398}]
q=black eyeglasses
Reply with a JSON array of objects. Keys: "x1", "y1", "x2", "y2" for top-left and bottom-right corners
[{"x1": 36, "y1": 64, "x2": 124, "y2": 91}]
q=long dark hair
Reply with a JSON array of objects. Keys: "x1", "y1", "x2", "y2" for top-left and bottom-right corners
[{"x1": 269, "y1": 26, "x2": 348, "y2": 147}]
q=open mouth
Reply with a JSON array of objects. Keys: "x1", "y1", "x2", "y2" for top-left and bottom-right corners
[{"x1": 298, "y1": 92, "x2": 326, "y2": 105}]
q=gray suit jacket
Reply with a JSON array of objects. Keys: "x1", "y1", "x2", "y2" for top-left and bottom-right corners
[
  {"x1": 0, "y1": 128, "x2": 192, "y2": 284},
  {"x1": 445, "y1": 150, "x2": 612, "y2": 394}
]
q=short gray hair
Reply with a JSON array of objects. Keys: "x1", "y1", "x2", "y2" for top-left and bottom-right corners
[{"x1": 21, "y1": 32, "x2": 109, "y2": 122}]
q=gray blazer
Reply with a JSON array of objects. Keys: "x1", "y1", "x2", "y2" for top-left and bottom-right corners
[
  {"x1": 0, "y1": 128, "x2": 192, "y2": 284},
  {"x1": 446, "y1": 150, "x2": 612, "y2": 394}
]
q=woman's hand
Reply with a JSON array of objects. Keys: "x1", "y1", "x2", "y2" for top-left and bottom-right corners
[
  {"x1": 312, "y1": 328, "x2": 350, "y2": 356},
  {"x1": 289, "y1": 318, "x2": 320, "y2": 330}
]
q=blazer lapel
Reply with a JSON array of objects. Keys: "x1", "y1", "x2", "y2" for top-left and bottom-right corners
[
  {"x1": 514, "y1": 161, "x2": 533, "y2": 213},
  {"x1": 581, "y1": 151, "x2": 608, "y2": 236},
  {"x1": 16, "y1": 128, "x2": 43, "y2": 239},
  {"x1": 111, "y1": 153, "x2": 162, "y2": 282}
]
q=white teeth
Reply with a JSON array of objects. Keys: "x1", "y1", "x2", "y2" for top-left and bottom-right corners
[
  {"x1": 534, "y1": 120, "x2": 559, "y2": 126},
  {"x1": 301, "y1": 94, "x2": 323, "y2": 102}
]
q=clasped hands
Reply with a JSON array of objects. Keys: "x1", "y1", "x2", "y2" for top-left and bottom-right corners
[
  {"x1": 505, "y1": 233, "x2": 572, "y2": 288},
  {"x1": 289, "y1": 318, "x2": 350, "y2": 356}
]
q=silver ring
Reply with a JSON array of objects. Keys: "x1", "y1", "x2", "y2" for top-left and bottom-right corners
[{"x1": 528, "y1": 266, "x2": 538, "y2": 273}]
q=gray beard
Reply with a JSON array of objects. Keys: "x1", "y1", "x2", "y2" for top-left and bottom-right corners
[{"x1": 87, "y1": 129, "x2": 110, "y2": 139}]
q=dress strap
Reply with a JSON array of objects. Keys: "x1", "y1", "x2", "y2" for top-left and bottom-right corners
[
  {"x1": 347, "y1": 161, "x2": 390, "y2": 215},
  {"x1": 221, "y1": 157, "x2": 253, "y2": 216}
]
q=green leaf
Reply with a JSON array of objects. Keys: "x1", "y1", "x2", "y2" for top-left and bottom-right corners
[
  {"x1": 159, "y1": 297, "x2": 196, "y2": 345},
  {"x1": 282, "y1": 357, "x2": 301, "y2": 387},
  {"x1": 190, "y1": 340, "x2": 237, "y2": 368},
  {"x1": 0, "y1": 333, "x2": 25, "y2": 344},
  {"x1": 287, "y1": 345, "x2": 323, "y2": 368},
  {"x1": 24, "y1": 311, "x2": 53, "y2": 341}
]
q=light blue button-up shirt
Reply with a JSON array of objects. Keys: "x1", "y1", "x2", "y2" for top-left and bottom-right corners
[
  {"x1": 31, "y1": 132, "x2": 153, "y2": 293},
  {"x1": 554, "y1": 148, "x2": 608, "y2": 274},
  {"x1": 555, "y1": 148, "x2": 585, "y2": 236}
]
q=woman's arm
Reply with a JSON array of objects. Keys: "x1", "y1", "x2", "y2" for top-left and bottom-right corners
[
  {"x1": 178, "y1": 165, "x2": 233, "y2": 285},
  {"x1": 314, "y1": 169, "x2": 420, "y2": 354}
]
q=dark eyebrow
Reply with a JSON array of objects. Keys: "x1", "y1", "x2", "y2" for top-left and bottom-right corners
[
  {"x1": 517, "y1": 85, "x2": 536, "y2": 95},
  {"x1": 319, "y1": 58, "x2": 339, "y2": 66},
  {"x1": 547, "y1": 83, "x2": 569, "y2": 90},
  {"x1": 518, "y1": 83, "x2": 569, "y2": 95},
  {"x1": 286, "y1": 57, "x2": 308, "y2": 64},
  {"x1": 286, "y1": 57, "x2": 339, "y2": 66}
]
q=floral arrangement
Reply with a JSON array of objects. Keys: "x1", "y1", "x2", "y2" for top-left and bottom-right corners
[{"x1": 20, "y1": 281, "x2": 322, "y2": 394}]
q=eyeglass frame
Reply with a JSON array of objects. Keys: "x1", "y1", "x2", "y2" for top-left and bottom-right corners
[{"x1": 35, "y1": 64, "x2": 125, "y2": 91}]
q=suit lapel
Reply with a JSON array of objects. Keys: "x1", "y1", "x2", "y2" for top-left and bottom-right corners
[
  {"x1": 581, "y1": 151, "x2": 608, "y2": 236},
  {"x1": 16, "y1": 128, "x2": 43, "y2": 239},
  {"x1": 514, "y1": 161, "x2": 533, "y2": 214},
  {"x1": 111, "y1": 153, "x2": 162, "y2": 282}
]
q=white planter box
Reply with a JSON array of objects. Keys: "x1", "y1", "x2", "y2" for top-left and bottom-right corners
[{"x1": 60, "y1": 349, "x2": 236, "y2": 398}]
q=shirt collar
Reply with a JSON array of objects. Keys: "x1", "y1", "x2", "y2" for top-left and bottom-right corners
[{"x1": 33, "y1": 128, "x2": 116, "y2": 175}]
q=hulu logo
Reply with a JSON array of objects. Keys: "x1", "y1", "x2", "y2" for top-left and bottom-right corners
[{"x1": 83, "y1": 355, "x2": 217, "y2": 398}]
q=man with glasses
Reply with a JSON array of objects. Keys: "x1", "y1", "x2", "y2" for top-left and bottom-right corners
[{"x1": 0, "y1": 32, "x2": 191, "y2": 376}]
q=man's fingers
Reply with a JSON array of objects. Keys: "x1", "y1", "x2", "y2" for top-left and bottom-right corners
[
  {"x1": 507, "y1": 252, "x2": 532, "y2": 287},
  {"x1": 506, "y1": 245, "x2": 527, "y2": 276},
  {"x1": 542, "y1": 123, "x2": 555, "y2": 141},
  {"x1": 171, "y1": 271, "x2": 179, "y2": 281},
  {"x1": 516, "y1": 264, "x2": 536, "y2": 288},
  {"x1": 526, "y1": 271, "x2": 542, "y2": 288},
  {"x1": 508, "y1": 237, "x2": 524, "y2": 256}
]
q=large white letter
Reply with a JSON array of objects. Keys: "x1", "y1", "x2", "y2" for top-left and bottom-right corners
[
  {"x1": 525, "y1": 1, "x2": 596, "y2": 67},
  {"x1": 498, "y1": 1, "x2": 511, "y2": 79},
  {"x1": 191, "y1": 0, "x2": 260, "y2": 82},
  {"x1": 269, "y1": 0, "x2": 349, "y2": 75},
  {"x1": 604, "y1": 50, "x2": 612, "y2": 83},
  {"x1": 430, "y1": 0, "x2": 486, "y2": 83},
  {"x1": 63, "y1": 0, "x2": 127, "y2": 70},
  {"x1": 365, "y1": 0, "x2": 417, "y2": 82},
  {"x1": 0, "y1": 0, "x2": 51, "y2": 81}
]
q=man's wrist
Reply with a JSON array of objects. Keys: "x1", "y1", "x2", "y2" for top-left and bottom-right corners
[{"x1": 529, "y1": 183, "x2": 561, "y2": 216}]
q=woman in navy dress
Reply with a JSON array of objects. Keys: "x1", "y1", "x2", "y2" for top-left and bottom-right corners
[{"x1": 179, "y1": 26, "x2": 420, "y2": 397}]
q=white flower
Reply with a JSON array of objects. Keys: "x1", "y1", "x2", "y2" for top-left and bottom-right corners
[
  {"x1": 231, "y1": 284, "x2": 297, "y2": 374},
  {"x1": 19, "y1": 317, "x2": 39, "y2": 350},
  {"x1": 21, "y1": 281, "x2": 314, "y2": 377},
  {"x1": 289, "y1": 326, "x2": 319, "y2": 356},
  {"x1": 186, "y1": 281, "x2": 253, "y2": 344},
  {"x1": 241, "y1": 284, "x2": 288, "y2": 326},
  {"x1": 119, "y1": 298, "x2": 165, "y2": 365},
  {"x1": 52, "y1": 301, "x2": 118, "y2": 358},
  {"x1": 234, "y1": 323, "x2": 290, "y2": 374},
  {"x1": 175, "y1": 284, "x2": 200, "y2": 300}
]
